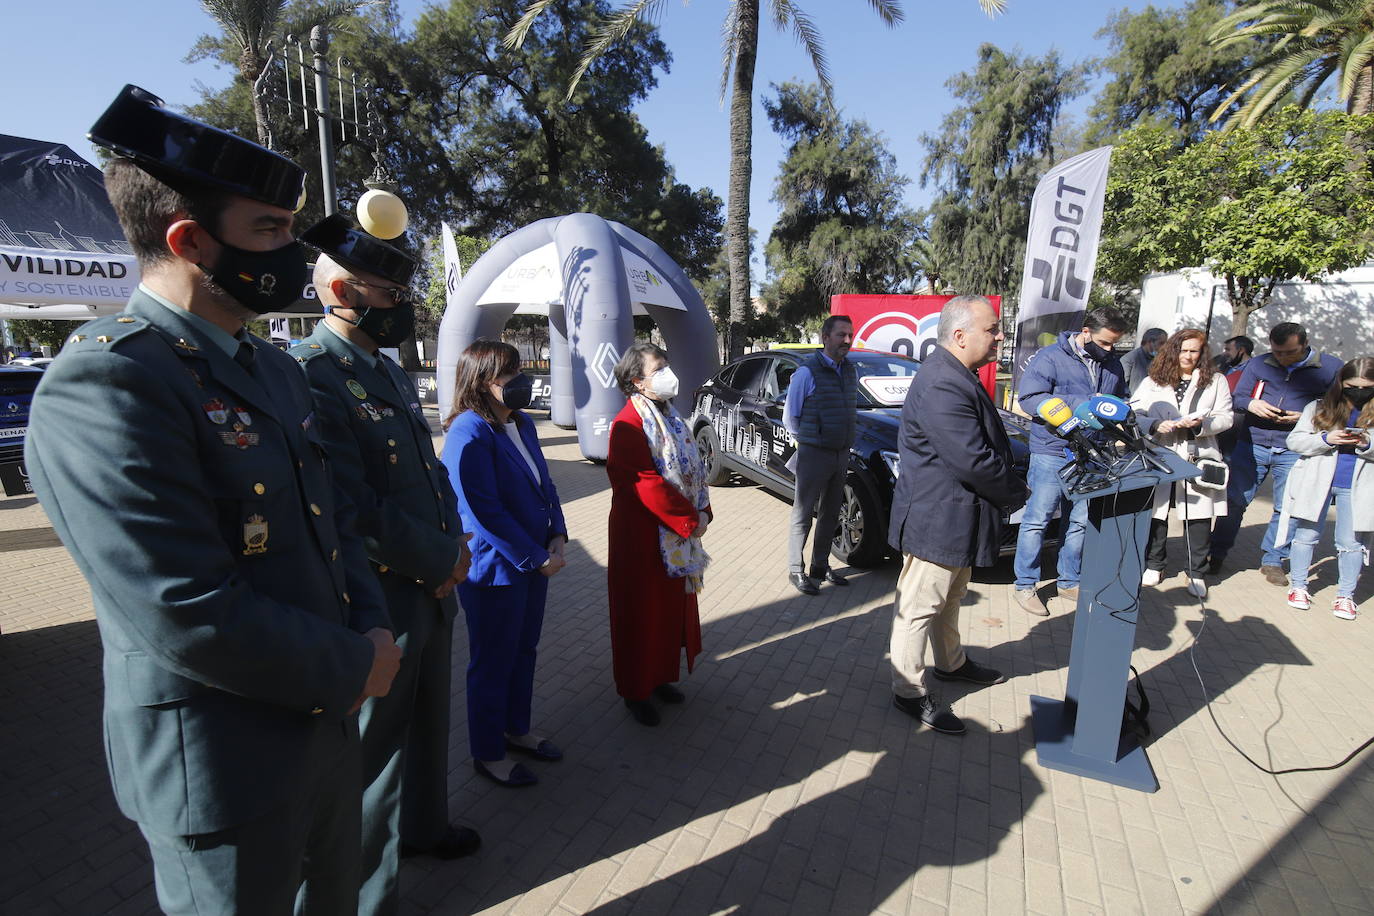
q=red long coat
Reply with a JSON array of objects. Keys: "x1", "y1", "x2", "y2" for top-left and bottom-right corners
[{"x1": 606, "y1": 400, "x2": 709, "y2": 701}]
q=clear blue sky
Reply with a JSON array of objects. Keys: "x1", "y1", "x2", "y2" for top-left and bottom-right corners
[{"x1": 4, "y1": 0, "x2": 1175, "y2": 262}]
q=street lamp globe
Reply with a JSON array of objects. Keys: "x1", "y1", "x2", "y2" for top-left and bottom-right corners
[{"x1": 357, "y1": 187, "x2": 408, "y2": 240}]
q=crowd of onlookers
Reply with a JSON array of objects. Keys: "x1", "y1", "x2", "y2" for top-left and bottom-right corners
[{"x1": 1014, "y1": 309, "x2": 1370, "y2": 621}]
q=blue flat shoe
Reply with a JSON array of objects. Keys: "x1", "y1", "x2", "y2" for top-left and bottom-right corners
[
  {"x1": 505, "y1": 737, "x2": 563, "y2": 761},
  {"x1": 473, "y1": 758, "x2": 538, "y2": 788}
]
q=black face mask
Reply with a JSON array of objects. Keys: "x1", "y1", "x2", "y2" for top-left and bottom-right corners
[
  {"x1": 1344, "y1": 386, "x2": 1374, "y2": 408},
  {"x1": 339, "y1": 299, "x2": 415, "y2": 348},
  {"x1": 1083, "y1": 340, "x2": 1114, "y2": 362},
  {"x1": 500, "y1": 373, "x2": 534, "y2": 411},
  {"x1": 199, "y1": 233, "x2": 309, "y2": 315}
]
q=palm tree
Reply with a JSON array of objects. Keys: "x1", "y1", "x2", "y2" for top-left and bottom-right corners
[
  {"x1": 1210, "y1": 0, "x2": 1374, "y2": 127},
  {"x1": 505, "y1": 0, "x2": 1006, "y2": 359},
  {"x1": 200, "y1": 0, "x2": 379, "y2": 147}
]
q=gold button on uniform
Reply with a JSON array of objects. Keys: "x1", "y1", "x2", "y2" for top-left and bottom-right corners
[
  {"x1": 387, "y1": 439, "x2": 396, "y2": 447},
  {"x1": 253, "y1": 482, "x2": 265, "y2": 495},
  {"x1": 310, "y1": 706, "x2": 324, "y2": 716},
  {"x1": 378, "y1": 565, "x2": 389, "y2": 573},
  {"x1": 389, "y1": 454, "x2": 398, "y2": 464},
  {"x1": 342, "y1": 592, "x2": 351, "y2": 603},
  {"x1": 330, "y1": 549, "x2": 338, "y2": 561},
  {"x1": 116, "y1": 316, "x2": 135, "y2": 323},
  {"x1": 310, "y1": 504, "x2": 322, "y2": 516}
]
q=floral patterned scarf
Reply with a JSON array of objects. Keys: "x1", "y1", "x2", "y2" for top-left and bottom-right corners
[{"x1": 630, "y1": 393, "x2": 711, "y2": 593}]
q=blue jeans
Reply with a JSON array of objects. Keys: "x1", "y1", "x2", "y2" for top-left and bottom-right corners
[
  {"x1": 1289, "y1": 487, "x2": 1370, "y2": 598},
  {"x1": 1013, "y1": 452, "x2": 1088, "y2": 591},
  {"x1": 1211, "y1": 443, "x2": 1298, "y2": 567}
]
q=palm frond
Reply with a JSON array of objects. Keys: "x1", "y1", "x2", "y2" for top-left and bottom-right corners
[
  {"x1": 201, "y1": 0, "x2": 287, "y2": 48},
  {"x1": 977, "y1": 0, "x2": 1007, "y2": 14},
  {"x1": 565, "y1": 0, "x2": 667, "y2": 101},
  {"x1": 719, "y1": 0, "x2": 742, "y2": 105},
  {"x1": 503, "y1": 0, "x2": 559, "y2": 50},
  {"x1": 1339, "y1": 31, "x2": 1374, "y2": 99},
  {"x1": 866, "y1": 0, "x2": 904, "y2": 27},
  {"x1": 771, "y1": 0, "x2": 832, "y2": 93}
]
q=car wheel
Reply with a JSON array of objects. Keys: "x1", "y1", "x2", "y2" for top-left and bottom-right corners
[
  {"x1": 831, "y1": 473, "x2": 886, "y2": 568},
  {"x1": 694, "y1": 425, "x2": 731, "y2": 486}
]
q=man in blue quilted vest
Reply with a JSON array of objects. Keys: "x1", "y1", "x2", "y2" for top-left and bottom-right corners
[{"x1": 783, "y1": 314, "x2": 859, "y2": 595}]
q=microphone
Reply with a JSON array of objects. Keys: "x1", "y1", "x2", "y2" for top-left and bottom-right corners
[
  {"x1": 1072, "y1": 401, "x2": 1104, "y2": 431},
  {"x1": 1087, "y1": 394, "x2": 1149, "y2": 451},
  {"x1": 1037, "y1": 397, "x2": 1113, "y2": 468}
]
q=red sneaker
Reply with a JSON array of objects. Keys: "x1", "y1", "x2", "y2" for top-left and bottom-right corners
[
  {"x1": 1333, "y1": 597, "x2": 1358, "y2": 621},
  {"x1": 1286, "y1": 588, "x2": 1311, "y2": 610}
]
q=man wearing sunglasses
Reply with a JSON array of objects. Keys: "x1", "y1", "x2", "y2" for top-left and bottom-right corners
[{"x1": 293, "y1": 215, "x2": 477, "y2": 915}]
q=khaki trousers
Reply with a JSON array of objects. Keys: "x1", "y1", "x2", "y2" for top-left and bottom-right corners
[{"x1": 890, "y1": 554, "x2": 969, "y2": 697}]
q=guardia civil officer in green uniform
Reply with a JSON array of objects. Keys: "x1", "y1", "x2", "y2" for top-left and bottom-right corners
[
  {"x1": 292, "y1": 215, "x2": 478, "y2": 915},
  {"x1": 24, "y1": 86, "x2": 403, "y2": 916}
]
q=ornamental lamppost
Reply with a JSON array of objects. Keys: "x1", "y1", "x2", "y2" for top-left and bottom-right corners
[{"x1": 255, "y1": 25, "x2": 408, "y2": 239}]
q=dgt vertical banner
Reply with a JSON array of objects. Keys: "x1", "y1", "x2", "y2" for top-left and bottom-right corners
[{"x1": 1012, "y1": 146, "x2": 1113, "y2": 391}]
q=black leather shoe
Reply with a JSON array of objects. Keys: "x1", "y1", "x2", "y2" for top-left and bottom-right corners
[
  {"x1": 815, "y1": 570, "x2": 849, "y2": 587},
  {"x1": 473, "y1": 759, "x2": 538, "y2": 788},
  {"x1": 892, "y1": 694, "x2": 965, "y2": 735},
  {"x1": 930, "y1": 658, "x2": 1007, "y2": 687},
  {"x1": 1206, "y1": 554, "x2": 1224, "y2": 575},
  {"x1": 401, "y1": 825, "x2": 482, "y2": 860},
  {"x1": 505, "y1": 737, "x2": 563, "y2": 761},
  {"x1": 625, "y1": 698, "x2": 661, "y2": 726},
  {"x1": 652, "y1": 683, "x2": 685, "y2": 704},
  {"x1": 790, "y1": 572, "x2": 819, "y2": 596}
]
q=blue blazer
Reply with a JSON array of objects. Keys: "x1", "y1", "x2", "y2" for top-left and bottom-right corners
[{"x1": 441, "y1": 410, "x2": 567, "y2": 587}]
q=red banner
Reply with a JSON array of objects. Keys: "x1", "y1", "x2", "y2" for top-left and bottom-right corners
[{"x1": 831, "y1": 294, "x2": 1000, "y2": 396}]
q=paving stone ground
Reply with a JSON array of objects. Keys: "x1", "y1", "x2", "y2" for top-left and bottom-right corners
[{"x1": 2, "y1": 413, "x2": 1373, "y2": 915}]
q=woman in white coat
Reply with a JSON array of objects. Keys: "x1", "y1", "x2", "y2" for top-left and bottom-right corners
[
  {"x1": 1130, "y1": 328, "x2": 1233, "y2": 598},
  {"x1": 1277, "y1": 357, "x2": 1374, "y2": 620}
]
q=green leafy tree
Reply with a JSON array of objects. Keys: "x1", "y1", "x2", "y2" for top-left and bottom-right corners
[
  {"x1": 1210, "y1": 0, "x2": 1374, "y2": 126},
  {"x1": 1088, "y1": 0, "x2": 1255, "y2": 143},
  {"x1": 760, "y1": 81, "x2": 919, "y2": 326},
  {"x1": 504, "y1": 0, "x2": 997, "y2": 360},
  {"x1": 6, "y1": 320, "x2": 71, "y2": 352},
  {"x1": 1098, "y1": 107, "x2": 1374, "y2": 335},
  {"x1": 920, "y1": 44, "x2": 1091, "y2": 301}
]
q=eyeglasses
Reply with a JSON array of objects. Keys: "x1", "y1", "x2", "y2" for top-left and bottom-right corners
[{"x1": 345, "y1": 279, "x2": 415, "y2": 306}]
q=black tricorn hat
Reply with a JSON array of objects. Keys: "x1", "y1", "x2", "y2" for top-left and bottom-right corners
[
  {"x1": 89, "y1": 85, "x2": 305, "y2": 211},
  {"x1": 299, "y1": 214, "x2": 417, "y2": 286}
]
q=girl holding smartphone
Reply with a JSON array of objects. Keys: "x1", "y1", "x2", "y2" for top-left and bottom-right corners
[{"x1": 1279, "y1": 357, "x2": 1374, "y2": 620}]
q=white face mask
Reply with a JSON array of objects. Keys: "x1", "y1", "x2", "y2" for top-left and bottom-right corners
[{"x1": 644, "y1": 366, "x2": 679, "y2": 400}]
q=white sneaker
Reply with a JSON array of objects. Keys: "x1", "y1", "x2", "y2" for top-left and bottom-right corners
[
  {"x1": 1141, "y1": 569, "x2": 1162, "y2": 587},
  {"x1": 1186, "y1": 576, "x2": 1207, "y2": 598}
]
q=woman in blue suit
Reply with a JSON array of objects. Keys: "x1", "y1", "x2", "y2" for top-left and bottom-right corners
[{"x1": 441, "y1": 340, "x2": 568, "y2": 787}]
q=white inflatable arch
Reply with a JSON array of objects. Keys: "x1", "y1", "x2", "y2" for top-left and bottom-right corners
[{"x1": 437, "y1": 213, "x2": 720, "y2": 461}]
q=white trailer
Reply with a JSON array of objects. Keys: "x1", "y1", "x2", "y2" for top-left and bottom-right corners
[{"x1": 1137, "y1": 263, "x2": 1374, "y2": 361}]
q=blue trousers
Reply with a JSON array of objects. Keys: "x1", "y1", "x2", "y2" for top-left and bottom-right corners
[
  {"x1": 1211, "y1": 443, "x2": 1298, "y2": 567},
  {"x1": 459, "y1": 574, "x2": 548, "y2": 761},
  {"x1": 1289, "y1": 486, "x2": 1370, "y2": 598},
  {"x1": 1013, "y1": 452, "x2": 1088, "y2": 591}
]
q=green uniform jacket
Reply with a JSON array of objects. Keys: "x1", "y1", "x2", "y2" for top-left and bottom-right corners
[
  {"x1": 290, "y1": 326, "x2": 462, "y2": 617},
  {"x1": 24, "y1": 290, "x2": 389, "y2": 836}
]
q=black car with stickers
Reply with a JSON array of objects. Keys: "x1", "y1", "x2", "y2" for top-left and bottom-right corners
[
  {"x1": 0, "y1": 364, "x2": 44, "y2": 497},
  {"x1": 690, "y1": 347, "x2": 1036, "y2": 567}
]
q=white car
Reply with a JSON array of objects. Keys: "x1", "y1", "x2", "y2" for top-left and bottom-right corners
[{"x1": 9, "y1": 357, "x2": 54, "y2": 369}]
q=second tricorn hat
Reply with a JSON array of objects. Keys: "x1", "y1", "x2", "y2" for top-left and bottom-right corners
[
  {"x1": 300, "y1": 214, "x2": 418, "y2": 286},
  {"x1": 89, "y1": 84, "x2": 305, "y2": 211}
]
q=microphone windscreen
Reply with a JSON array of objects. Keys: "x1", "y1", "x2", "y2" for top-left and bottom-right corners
[
  {"x1": 1037, "y1": 396, "x2": 1073, "y2": 428},
  {"x1": 1088, "y1": 394, "x2": 1131, "y2": 424},
  {"x1": 1072, "y1": 401, "x2": 1104, "y2": 430}
]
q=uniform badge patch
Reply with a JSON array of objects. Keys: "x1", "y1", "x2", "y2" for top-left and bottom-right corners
[
  {"x1": 363, "y1": 403, "x2": 383, "y2": 422},
  {"x1": 243, "y1": 514, "x2": 269, "y2": 555},
  {"x1": 347, "y1": 380, "x2": 368, "y2": 400},
  {"x1": 301, "y1": 411, "x2": 314, "y2": 432},
  {"x1": 220, "y1": 430, "x2": 261, "y2": 449},
  {"x1": 203, "y1": 399, "x2": 229, "y2": 424},
  {"x1": 234, "y1": 407, "x2": 253, "y2": 427}
]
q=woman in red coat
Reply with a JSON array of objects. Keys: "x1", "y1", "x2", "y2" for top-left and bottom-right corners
[{"x1": 607, "y1": 343, "x2": 713, "y2": 726}]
